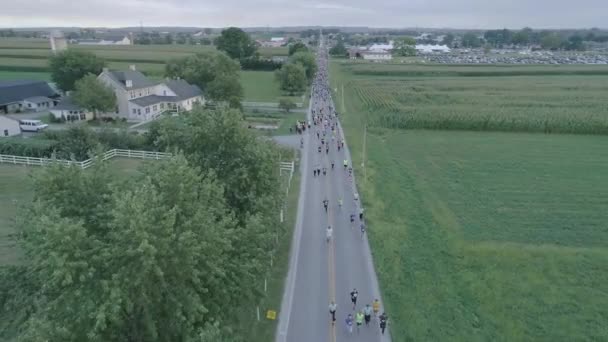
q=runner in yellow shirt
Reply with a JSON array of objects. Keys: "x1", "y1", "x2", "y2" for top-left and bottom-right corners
[
  {"x1": 372, "y1": 299, "x2": 381, "y2": 319},
  {"x1": 355, "y1": 311, "x2": 364, "y2": 334}
]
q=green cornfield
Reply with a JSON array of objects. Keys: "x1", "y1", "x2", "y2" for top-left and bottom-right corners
[{"x1": 338, "y1": 63, "x2": 608, "y2": 135}]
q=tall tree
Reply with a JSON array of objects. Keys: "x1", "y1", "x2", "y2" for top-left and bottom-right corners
[
  {"x1": 462, "y1": 32, "x2": 483, "y2": 48},
  {"x1": 288, "y1": 42, "x2": 308, "y2": 56},
  {"x1": 72, "y1": 74, "x2": 117, "y2": 120},
  {"x1": 275, "y1": 63, "x2": 307, "y2": 95},
  {"x1": 13, "y1": 156, "x2": 238, "y2": 341},
  {"x1": 214, "y1": 27, "x2": 257, "y2": 59},
  {"x1": 540, "y1": 31, "x2": 564, "y2": 50},
  {"x1": 393, "y1": 36, "x2": 417, "y2": 56},
  {"x1": 329, "y1": 41, "x2": 348, "y2": 57},
  {"x1": 165, "y1": 51, "x2": 243, "y2": 107},
  {"x1": 441, "y1": 33, "x2": 455, "y2": 47},
  {"x1": 289, "y1": 51, "x2": 317, "y2": 82},
  {"x1": 49, "y1": 50, "x2": 106, "y2": 91}
]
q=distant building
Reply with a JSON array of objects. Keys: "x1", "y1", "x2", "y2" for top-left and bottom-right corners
[
  {"x1": 77, "y1": 35, "x2": 132, "y2": 45},
  {"x1": 97, "y1": 65, "x2": 204, "y2": 121},
  {"x1": 415, "y1": 44, "x2": 451, "y2": 53},
  {"x1": 259, "y1": 37, "x2": 286, "y2": 48},
  {"x1": 362, "y1": 51, "x2": 393, "y2": 61},
  {"x1": 49, "y1": 30, "x2": 68, "y2": 53},
  {"x1": 0, "y1": 80, "x2": 59, "y2": 114},
  {"x1": 0, "y1": 115, "x2": 21, "y2": 137},
  {"x1": 23, "y1": 96, "x2": 55, "y2": 112}
]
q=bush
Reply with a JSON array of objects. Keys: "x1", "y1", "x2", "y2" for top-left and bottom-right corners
[
  {"x1": 48, "y1": 113, "x2": 65, "y2": 124},
  {"x1": 0, "y1": 137, "x2": 57, "y2": 158}
]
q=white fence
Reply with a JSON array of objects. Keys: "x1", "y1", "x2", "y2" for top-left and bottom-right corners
[{"x1": 0, "y1": 149, "x2": 172, "y2": 169}]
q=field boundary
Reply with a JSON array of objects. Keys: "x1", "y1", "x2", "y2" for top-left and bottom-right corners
[{"x1": 0, "y1": 149, "x2": 172, "y2": 169}]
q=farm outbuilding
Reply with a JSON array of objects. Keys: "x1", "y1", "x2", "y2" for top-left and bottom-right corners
[{"x1": 0, "y1": 115, "x2": 21, "y2": 137}]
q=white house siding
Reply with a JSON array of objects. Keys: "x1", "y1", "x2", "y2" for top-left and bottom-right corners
[
  {"x1": 98, "y1": 73, "x2": 130, "y2": 119},
  {"x1": 50, "y1": 109, "x2": 93, "y2": 121},
  {"x1": 23, "y1": 100, "x2": 54, "y2": 112},
  {"x1": 0, "y1": 115, "x2": 20, "y2": 137}
]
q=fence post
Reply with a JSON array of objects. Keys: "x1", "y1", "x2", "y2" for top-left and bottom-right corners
[
  {"x1": 264, "y1": 278, "x2": 267, "y2": 293},
  {"x1": 257, "y1": 306, "x2": 260, "y2": 321},
  {"x1": 280, "y1": 209, "x2": 284, "y2": 223}
]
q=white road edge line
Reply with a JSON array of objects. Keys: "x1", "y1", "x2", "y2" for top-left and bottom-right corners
[{"x1": 275, "y1": 89, "x2": 313, "y2": 342}]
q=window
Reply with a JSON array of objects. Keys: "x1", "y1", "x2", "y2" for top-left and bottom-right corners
[
  {"x1": 145, "y1": 107, "x2": 150, "y2": 114},
  {"x1": 138, "y1": 92, "x2": 142, "y2": 97},
  {"x1": 3, "y1": 129, "x2": 8, "y2": 137},
  {"x1": 137, "y1": 109, "x2": 141, "y2": 115},
  {"x1": 133, "y1": 109, "x2": 137, "y2": 114},
  {"x1": 28, "y1": 103, "x2": 32, "y2": 108},
  {"x1": 160, "y1": 103, "x2": 164, "y2": 109},
  {"x1": 163, "y1": 90, "x2": 167, "y2": 96},
  {"x1": 153, "y1": 105, "x2": 158, "y2": 111},
  {"x1": 80, "y1": 113, "x2": 86, "y2": 120}
]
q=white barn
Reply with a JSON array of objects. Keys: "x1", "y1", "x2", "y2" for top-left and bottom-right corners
[{"x1": 362, "y1": 51, "x2": 393, "y2": 61}]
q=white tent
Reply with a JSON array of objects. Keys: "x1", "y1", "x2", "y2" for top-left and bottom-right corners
[{"x1": 415, "y1": 44, "x2": 451, "y2": 53}]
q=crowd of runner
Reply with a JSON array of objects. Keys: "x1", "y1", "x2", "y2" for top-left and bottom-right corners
[{"x1": 306, "y1": 39, "x2": 389, "y2": 338}]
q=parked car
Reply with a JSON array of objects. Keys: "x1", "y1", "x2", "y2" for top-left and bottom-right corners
[{"x1": 19, "y1": 119, "x2": 49, "y2": 132}]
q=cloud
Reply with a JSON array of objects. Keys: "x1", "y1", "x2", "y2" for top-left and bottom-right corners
[{"x1": 0, "y1": 0, "x2": 606, "y2": 28}]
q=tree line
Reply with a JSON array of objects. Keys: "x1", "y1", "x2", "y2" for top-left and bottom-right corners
[{"x1": 0, "y1": 107, "x2": 287, "y2": 341}]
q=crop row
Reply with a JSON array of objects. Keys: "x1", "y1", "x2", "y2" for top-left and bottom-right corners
[{"x1": 350, "y1": 76, "x2": 608, "y2": 135}]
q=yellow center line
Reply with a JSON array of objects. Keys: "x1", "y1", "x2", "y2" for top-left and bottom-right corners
[{"x1": 323, "y1": 143, "x2": 337, "y2": 342}]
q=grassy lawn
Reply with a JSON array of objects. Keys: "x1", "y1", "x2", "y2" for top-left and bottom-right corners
[
  {"x1": 0, "y1": 158, "x2": 144, "y2": 266},
  {"x1": 241, "y1": 70, "x2": 305, "y2": 103},
  {"x1": 330, "y1": 61, "x2": 608, "y2": 341}
]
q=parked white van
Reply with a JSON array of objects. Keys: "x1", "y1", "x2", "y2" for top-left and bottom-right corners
[{"x1": 19, "y1": 119, "x2": 49, "y2": 132}]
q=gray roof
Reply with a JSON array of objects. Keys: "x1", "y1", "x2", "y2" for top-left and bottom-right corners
[
  {"x1": 131, "y1": 95, "x2": 177, "y2": 107},
  {"x1": 52, "y1": 97, "x2": 82, "y2": 111},
  {"x1": 24, "y1": 96, "x2": 53, "y2": 104},
  {"x1": 104, "y1": 70, "x2": 156, "y2": 90},
  {"x1": 0, "y1": 80, "x2": 58, "y2": 106},
  {"x1": 165, "y1": 79, "x2": 203, "y2": 100}
]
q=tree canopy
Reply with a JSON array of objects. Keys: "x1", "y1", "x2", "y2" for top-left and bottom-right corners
[
  {"x1": 3, "y1": 107, "x2": 285, "y2": 341},
  {"x1": 329, "y1": 41, "x2": 348, "y2": 57},
  {"x1": 73, "y1": 74, "x2": 117, "y2": 119},
  {"x1": 165, "y1": 51, "x2": 243, "y2": 107},
  {"x1": 288, "y1": 42, "x2": 308, "y2": 56},
  {"x1": 275, "y1": 63, "x2": 307, "y2": 95},
  {"x1": 393, "y1": 37, "x2": 417, "y2": 57},
  {"x1": 49, "y1": 49, "x2": 106, "y2": 91},
  {"x1": 289, "y1": 51, "x2": 317, "y2": 82},
  {"x1": 214, "y1": 27, "x2": 257, "y2": 60}
]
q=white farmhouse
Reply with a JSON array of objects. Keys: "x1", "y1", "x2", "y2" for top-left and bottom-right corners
[
  {"x1": 98, "y1": 66, "x2": 204, "y2": 121},
  {"x1": 0, "y1": 115, "x2": 21, "y2": 137}
]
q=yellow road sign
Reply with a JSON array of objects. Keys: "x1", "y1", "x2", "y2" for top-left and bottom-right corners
[{"x1": 266, "y1": 310, "x2": 277, "y2": 320}]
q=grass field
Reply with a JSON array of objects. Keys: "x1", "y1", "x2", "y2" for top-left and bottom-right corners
[
  {"x1": 241, "y1": 71, "x2": 305, "y2": 103},
  {"x1": 330, "y1": 61, "x2": 608, "y2": 340},
  {"x1": 0, "y1": 158, "x2": 143, "y2": 266},
  {"x1": 333, "y1": 62, "x2": 608, "y2": 135}
]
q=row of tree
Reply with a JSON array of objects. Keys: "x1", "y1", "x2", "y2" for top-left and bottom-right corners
[
  {"x1": 459, "y1": 29, "x2": 589, "y2": 50},
  {"x1": 0, "y1": 108, "x2": 285, "y2": 341}
]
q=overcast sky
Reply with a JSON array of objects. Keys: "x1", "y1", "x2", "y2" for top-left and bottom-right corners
[{"x1": 0, "y1": 0, "x2": 606, "y2": 29}]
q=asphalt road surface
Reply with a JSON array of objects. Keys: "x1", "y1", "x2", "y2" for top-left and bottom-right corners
[{"x1": 276, "y1": 50, "x2": 391, "y2": 341}]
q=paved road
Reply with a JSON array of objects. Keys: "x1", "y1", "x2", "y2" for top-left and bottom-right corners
[{"x1": 277, "y1": 43, "x2": 391, "y2": 342}]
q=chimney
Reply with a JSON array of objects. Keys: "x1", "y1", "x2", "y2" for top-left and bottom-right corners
[
  {"x1": 102, "y1": 67, "x2": 109, "y2": 73},
  {"x1": 126, "y1": 80, "x2": 133, "y2": 88},
  {"x1": 129, "y1": 64, "x2": 136, "y2": 71}
]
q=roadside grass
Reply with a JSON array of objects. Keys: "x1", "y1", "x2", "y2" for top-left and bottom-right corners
[
  {"x1": 235, "y1": 158, "x2": 301, "y2": 341},
  {"x1": 330, "y1": 61, "x2": 608, "y2": 341},
  {"x1": 0, "y1": 158, "x2": 144, "y2": 267}
]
